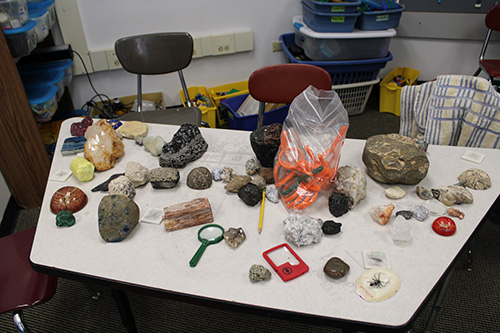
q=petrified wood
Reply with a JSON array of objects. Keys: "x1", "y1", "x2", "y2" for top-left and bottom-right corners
[{"x1": 162, "y1": 197, "x2": 214, "y2": 232}]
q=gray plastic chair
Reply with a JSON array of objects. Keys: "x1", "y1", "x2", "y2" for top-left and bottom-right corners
[{"x1": 115, "y1": 32, "x2": 202, "y2": 126}]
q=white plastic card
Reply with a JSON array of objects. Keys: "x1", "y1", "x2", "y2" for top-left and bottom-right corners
[
  {"x1": 461, "y1": 150, "x2": 485, "y2": 164},
  {"x1": 49, "y1": 169, "x2": 73, "y2": 182},
  {"x1": 363, "y1": 250, "x2": 391, "y2": 269},
  {"x1": 140, "y1": 208, "x2": 164, "y2": 224}
]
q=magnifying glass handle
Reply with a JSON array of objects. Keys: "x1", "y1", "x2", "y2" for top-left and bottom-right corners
[{"x1": 190, "y1": 242, "x2": 209, "y2": 267}]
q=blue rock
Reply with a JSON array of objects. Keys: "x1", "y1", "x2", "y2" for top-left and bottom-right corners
[{"x1": 61, "y1": 136, "x2": 86, "y2": 155}]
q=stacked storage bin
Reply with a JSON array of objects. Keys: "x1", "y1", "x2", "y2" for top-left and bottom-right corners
[{"x1": 280, "y1": 0, "x2": 405, "y2": 115}]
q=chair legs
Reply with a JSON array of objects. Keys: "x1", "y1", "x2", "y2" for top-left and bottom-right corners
[{"x1": 13, "y1": 310, "x2": 31, "y2": 333}]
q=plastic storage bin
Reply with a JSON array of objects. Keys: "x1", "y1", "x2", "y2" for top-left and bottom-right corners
[
  {"x1": 2, "y1": 19, "x2": 36, "y2": 57},
  {"x1": 179, "y1": 86, "x2": 217, "y2": 128},
  {"x1": 220, "y1": 94, "x2": 290, "y2": 131},
  {"x1": 19, "y1": 59, "x2": 74, "y2": 86},
  {"x1": 357, "y1": 5, "x2": 405, "y2": 30},
  {"x1": 302, "y1": 0, "x2": 361, "y2": 13},
  {"x1": 293, "y1": 15, "x2": 396, "y2": 61},
  {"x1": 20, "y1": 68, "x2": 64, "y2": 100},
  {"x1": 27, "y1": 7, "x2": 48, "y2": 42},
  {"x1": 27, "y1": 0, "x2": 55, "y2": 28},
  {"x1": 379, "y1": 67, "x2": 420, "y2": 116},
  {"x1": 208, "y1": 80, "x2": 249, "y2": 126},
  {"x1": 280, "y1": 32, "x2": 392, "y2": 85},
  {"x1": 25, "y1": 84, "x2": 58, "y2": 122},
  {"x1": 0, "y1": 0, "x2": 28, "y2": 30},
  {"x1": 301, "y1": 1, "x2": 360, "y2": 33},
  {"x1": 333, "y1": 78, "x2": 380, "y2": 115}
]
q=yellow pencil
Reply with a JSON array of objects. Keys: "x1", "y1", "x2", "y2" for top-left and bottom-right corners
[{"x1": 259, "y1": 188, "x2": 266, "y2": 234}]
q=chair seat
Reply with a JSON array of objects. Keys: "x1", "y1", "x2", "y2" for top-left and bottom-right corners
[
  {"x1": 119, "y1": 107, "x2": 202, "y2": 126},
  {"x1": 481, "y1": 59, "x2": 500, "y2": 78},
  {"x1": 0, "y1": 227, "x2": 57, "y2": 314}
]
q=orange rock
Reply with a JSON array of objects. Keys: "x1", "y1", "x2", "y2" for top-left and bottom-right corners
[{"x1": 84, "y1": 119, "x2": 124, "y2": 171}]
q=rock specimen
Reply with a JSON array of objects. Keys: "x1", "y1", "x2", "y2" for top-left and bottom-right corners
[
  {"x1": 431, "y1": 185, "x2": 473, "y2": 206},
  {"x1": 84, "y1": 119, "x2": 125, "y2": 171},
  {"x1": 116, "y1": 121, "x2": 148, "y2": 139},
  {"x1": 70, "y1": 156, "x2": 95, "y2": 182},
  {"x1": 70, "y1": 116, "x2": 93, "y2": 136},
  {"x1": 250, "y1": 175, "x2": 266, "y2": 190},
  {"x1": 265, "y1": 185, "x2": 280, "y2": 203},
  {"x1": 370, "y1": 204, "x2": 395, "y2": 225},
  {"x1": 50, "y1": 186, "x2": 88, "y2": 214},
  {"x1": 432, "y1": 216, "x2": 456, "y2": 236},
  {"x1": 159, "y1": 123, "x2": 208, "y2": 168},
  {"x1": 416, "y1": 186, "x2": 433, "y2": 200},
  {"x1": 322, "y1": 220, "x2": 342, "y2": 235},
  {"x1": 324, "y1": 257, "x2": 350, "y2": 279},
  {"x1": 61, "y1": 136, "x2": 86, "y2": 155},
  {"x1": 448, "y1": 207, "x2": 465, "y2": 220},
  {"x1": 250, "y1": 123, "x2": 282, "y2": 167},
  {"x1": 458, "y1": 168, "x2": 491, "y2": 190},
  {"x1": 125, "y1": 161, "x2": 150, "y2": 187},
  {"x1": 220, "y1": 166, "x2": 234, "y2": 182},
  {"x1": 162, "y1": 197, "x2": 213, "y2": 232},
  {"x1": 258, "y1": 167, "x2": 274, "y2": 184},
  {"x1": 410, "y1": 205, "x2": 429, "y2": 221},
  {"x1": 187, "y1": 167, "x2": 212, "y2": 189},
  {"x1": 362, "y1": 134, "x2": 429, "y2": 184},
  {"x1": 91, "y1": 173, "x2": 124, "y2": 192},
  {"x1": 391, "y1": 215, "x2": 411, "y2": 244},
  {"x1": 143, "y1": 136, "x2": 166, "y2": 156},
  {"x1": 283, "y1": 213, "x2": 323, "y2": 247},
  {"x1": 150, "y1": 167, "x2": 180, "y2": 189},
  {"x1": 211, "y1": 167, "x2": 223, "y2": 181},
  {"x1": 249, "y1": 264, "x2": 271, "y2": 282},
  {"x1": 98, "y1": 195, "x2": 140, "y2": 242},
  {"x1": 238, "y1": 183, "x2": 262, "y2": 206},
  {"x1": 333, "y1": 165, "x2": 366, "y2": 209},
  {"x1": 108, "y1": 175, "x2": 135, "y2": 198},
  {"x1": 56, "y1": 210, "x2": 75, "y2": 227},
  {"x1": 395, "y1": 210, "x2": 413, "y2": 220},
  {"x1": 224, "y1": 227, "x2": 246, "y2": 248},
  {"x1": 385, "y1": 186, "x2": 406, "y2": 199},
  {"x1": 224, "y1": 175, "x2": 252, "y2": 193},
  {"x1": 423, "y1": 200, "x2": 447, "y2": 215},
  {"x1": 328, "y1": 192, "x2": 350, "y2": 217},
  {"x1": 246, "y1": 158, "x2": 260, "y2": 175}
]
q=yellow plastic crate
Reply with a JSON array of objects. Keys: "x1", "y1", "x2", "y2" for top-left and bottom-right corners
[
  {"x1": 180, "y1": 86, "x2": 217, "y2": 128},
  {"x1": 379, "y1": 67, "x2": 420, "y2": 116},
  {"x1": 208, "y1": 80, "x2": 249, "y2": 126}
]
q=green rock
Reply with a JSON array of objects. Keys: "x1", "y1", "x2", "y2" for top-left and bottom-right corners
[{"x1": 56, "y1": 210, "x2": 76, "y2": 227}]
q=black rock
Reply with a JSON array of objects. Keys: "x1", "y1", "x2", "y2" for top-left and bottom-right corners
[
  {"x1": 91, "y1": 173, "x2": 124, "y2": 192},
  {"x1": 250, "y1": 123, "x2": 282, "y2": 167},
  {"x1": 396, "y1": 210, "x2": 413, "y2": 220},
  {"x1": 322, "y1": 220, "x2": 342, "y2": 235},
  {"x1": 238, "y1": 183, "x2": 262, "y2": 206},
  {"x1": 159, "y1": 123, "x2": 208, "y2": 168},
  {"x1": 328, "y1": 192, "x2": 349, "y2": 217},
  {"x1": 324, "y1": 257, "x2": 350, "y2": 279}
]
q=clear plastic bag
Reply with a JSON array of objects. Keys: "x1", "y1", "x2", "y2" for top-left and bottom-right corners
[{"x1": 274, "y1": 85, "x2": 349, "y2": 211}]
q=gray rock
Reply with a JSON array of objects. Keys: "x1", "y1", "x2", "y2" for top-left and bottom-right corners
[
  {"x1": 265, "y1": 185, "x2": 280, "y2": 203},
  {"x1": 283, "y1": 213, "x2": 323, "y2": 247},
  {"x1": 458, "y1": 168, "x2": 491, "y2": 190},
  {"x1": 362, "y1": 134, "x2": 430, "y2": 185},
  {"x1": 246, "y1": 158, "x2": 260, "y2": 175},
  {"x1": 249, "y1": 264, "x2": 271, "y2": 282},
  {"x1": 431, "y1": 185, "x2": 473, "y2": 206},
  {"x1": 124, "y1": 161, "x2": 150, "y2": 187},
  {"x1": 98, "y1": 195, "x2": 140, "y2": 242},
  {"x1": 159, "y1": 123, "x2": 208, "y2": 168},
  {"x1": 108, "y1": 176, "x2": 135, "y2": 198},
  {"x1": 150, "y1": 167, "x2": 180, "y2": 189},
  {"x1": 186, "y1": 167, "x2": 212, "y2": 190},
  {"x1": 410, "y1": 205, "x2": 429, "y2": 221},
  {"x1": 224, "y1": 227, "x2": 246, "y2": 248}
]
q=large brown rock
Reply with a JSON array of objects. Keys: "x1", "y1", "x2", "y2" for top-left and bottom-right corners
[{"x1": 362, "y1": 134, "x2": 429, "y2": 185}]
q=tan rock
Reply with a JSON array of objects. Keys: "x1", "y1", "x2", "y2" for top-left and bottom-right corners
[{"x1": 84, "y1": 120, "x2": 124, "y2": 171}]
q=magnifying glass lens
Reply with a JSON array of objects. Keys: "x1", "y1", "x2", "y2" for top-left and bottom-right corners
[{"x1": 200, "y1": 226, "x2": 223, "y2": 241}]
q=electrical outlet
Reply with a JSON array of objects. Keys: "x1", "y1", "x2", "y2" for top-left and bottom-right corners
[
  {"x1": 212, "y1": 34, "x2": 235, "y2": 55},
  {"x1": 272, "y1": 41, "x2": 282, "y2": 52},
  {"x1": 193, "y1": 38, "x2": 203, "y2": 58},
  {"x1": 105, "y1": 49, "x2": 122, "y2": 70}
]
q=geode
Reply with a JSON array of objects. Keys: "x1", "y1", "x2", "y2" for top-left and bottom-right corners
[
  {"x1": 328, "y1": 192, "x2": 350, "y2": 217},
  {"x1": 159, "y1": 123, "x2": 208, "y2": 168},
  {"x1": 238, "y1": 183, "x2": 262, "y2": 206},
  {"x1": 283, "y1": 213, "x2": 323, "y2": 247},
  {"x1": 186, "y1": 167, "x2": 212, "y2": 190},
  {"x1": 362, "y1": 134, "x2": 429, "y2": 185},
  {"x1": 332, "y1": 165, "x2": 366, "y2": 209},
  {"x1": 98, "y1": 195, "x2": 140, "y2": 242},
  {"x1": 150, "y1": 167, "x2": 180, "y2": 189},
  {"x1": 250, "y1": 123, "x2": 282, "y2": 167}
]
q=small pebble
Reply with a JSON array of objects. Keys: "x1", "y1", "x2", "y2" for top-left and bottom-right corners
[
  {"x1": 265, "y1": 185, "x2": 280, "y2": 203},
  {"x1": 411, "y1": 205, "x2": 429, "y2": 221},
  {"x1": 56, "y1": 210, "x2": 76, "y2": 227},
  {"x1": 448, "y1": 207, "x2": 465, "y2": 220},
  {"x1": 385, "y1": 186, "x2": 406, "y2": 199},
  {"x1": 249, "y1": 264, "x2": 271, "y2": 282}
]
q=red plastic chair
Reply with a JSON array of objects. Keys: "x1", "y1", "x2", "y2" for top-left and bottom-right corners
[
  {"x1": 0, "y1": 227, "x2": 57, "y2": 332},
  {"x1": 473, "y1": 5, "x2": 500, "y2": 81},
  {"x1": 248, "y1": 63, "x2": 332, "y2": 128}
]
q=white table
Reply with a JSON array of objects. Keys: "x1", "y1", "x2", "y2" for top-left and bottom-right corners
[{"x1": 31, "y1": 119, "x2": 500, "y2": 332}]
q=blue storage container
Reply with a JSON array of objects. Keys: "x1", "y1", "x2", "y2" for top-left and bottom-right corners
[
  {"x1": 280, "y1": 32, "x2": 392, "y2": 85},
  {"x1": 18, "y1": 59, "x2": 74, "y2": 86},
  {"x1": 25, "y1": 84, "x2": 58, "y2": 122},
  {"x1": 20, "y1": 68, "x2": 65, "y2": 101},
  {"x1": 356, "y1": 5, "x2": 405, "y2": 30},
  {"x1": 3, "y1": 19, "x2": 37, "y2": 57},
  {"x1": 220, "y1": 94, "x2": 290, "y2": 131},
  {"x1": 27, "y1": 0, "x2": 55, "y2": 28},
  {"x1": 302, "y1": 0, "x2": 361, "y2": 13},
  {"x1": 28, "y1": 7, "x2": 49, "y2": 42},
  {"x1": 301, "y1": 1, "x2": 360, "y2": 32}
]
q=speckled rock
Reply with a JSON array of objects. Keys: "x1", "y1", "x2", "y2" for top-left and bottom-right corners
[
  {"x1": 125, "y1": 161, "x2": 150, "y2": 187},
  {"x1": 186, "y1": 167, "x2": 212, "y2": 190},
  {"x1": 250, "y1": 123, "x2": 282, "y2": 167},
  {"x1": 108, "y1": 176, "x2": 135, "y2": 198},
  {"x1": 224, "y1": 175, "x2": 252, "y2": 193},
  {"x1": 98, "y1": 195, "x2": 140, "y2": 242},
  {"x1": 246, "y1": 158, "x2": 260, "y2": 175},
  {"x1": 249, "y1": 264, "x2": 271, "y2": 282},
  {"x1": 91, "y1": 173, "x2": 124, "y2": 192},
  {"x1": 283, "y1": 213, "x2": 323, "y2": 247},
  {"x1": 238, "y1": 183, "x2": 262, "y2": 206},
  {"x1": 150, "y1": 167, "x2": 180, "y2": 189},
  {"x1": 159, "y1": 123, "x2": 208, "y2": 168}
]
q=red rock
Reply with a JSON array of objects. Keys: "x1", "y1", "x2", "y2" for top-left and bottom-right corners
[
  {"x1": 50, "y1": 186, "x2": 88, "y2": 214},
  {"x1": 432, "y1": 216, "x2": 456, "y2": 236}
]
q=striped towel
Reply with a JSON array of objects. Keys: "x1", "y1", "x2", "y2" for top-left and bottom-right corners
[{"x1": 400, "y1": 75, "x2": 500, "y2": 148}]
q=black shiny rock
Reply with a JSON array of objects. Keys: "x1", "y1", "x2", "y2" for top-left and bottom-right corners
[
  {"x1": 250, "y1": 123, "x2": 282, "y2": 167},
  {"x1": 159, "y1": 123, "x2": 208, "y2": 168},
  {"x1": 238, "y1": 183, "x2": 262, "y2": 206},
  {"x1": 91, "y1": 173, "x2": 124, "y2": 192},
  {"x1": 324, "y1": 257, "x2": 350, "y2": 279},
  {"x1": 328, "y1": 192, "x2": 349, "y2": 217},
  {"x1": 322, "y1": 220, "x2": 342, "y2": 235}
]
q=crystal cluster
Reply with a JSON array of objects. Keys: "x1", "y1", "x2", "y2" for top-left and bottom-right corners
[
  {"x1": 333, "y1": 165, "x2": 367, "y2": 209},
  {"x1": 84, "y1": 119, "x2": 125, "y2": 171}
]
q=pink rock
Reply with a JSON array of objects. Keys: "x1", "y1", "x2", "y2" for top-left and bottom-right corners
[{"x1": 84, "y1": 119, "x2": 125, "y2": 171}]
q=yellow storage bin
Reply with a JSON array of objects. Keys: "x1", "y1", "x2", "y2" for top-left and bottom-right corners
[
  {"x1": 379, "y1": 67, "x2": 420, "y2": 116},
  {"x1": 180, "y1": 86, "x2": 217, "y2": 128},
  {"x1": 208, "y1": 80, "x2": 249, "y2": 126}
]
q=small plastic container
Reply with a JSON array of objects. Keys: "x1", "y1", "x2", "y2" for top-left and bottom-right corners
[
  {"x1": 2, "y1": 19, "x2": 36, "y2": 57},
  {"x1": 379, "y1": 67, "x2": 420, "y2": 116},
  {"x1": 302, "y1": 0, "x2": 361, "y2": 13},
  {"x1": 24, "y1": 84, "x2": 58, "y2": 122},
  {"x1": 0, "y1": 0, "x2": 28, "y2": 30},
  {"x1": 301, "y1": 1, "x2": 360, "y2": 33},
  {"x1": 20, "y1": 68, "x2": 65, "y2": 100},
  {"x1": 356, "y1": 5, "x2": 405, "y2": 30},
  {"x1": 19, "y1": 59, "x2": 74, "y2": 86},
  {"x1": 27, "y1": 7, "x2": 48, "y2": 42},
  {"x1": 293, "y1": 16, "x2": 396, "y2": 61},
  {"x1": 27, "y1": 0, "x2": 54, "y2": 28}
]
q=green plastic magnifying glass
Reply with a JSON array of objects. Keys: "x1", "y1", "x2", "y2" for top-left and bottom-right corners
[{"x1": 189, "y1": 224, "x2": 225, "y2": 267}]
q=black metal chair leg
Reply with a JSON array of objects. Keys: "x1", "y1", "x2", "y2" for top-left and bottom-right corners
[
  {"x1": 13, "y1": 310, "x2": 31, "y2": 333},
  {"x1": 83, "y1": 284, "x2": 101, "y2": 300},
  {"x1": 424, "y1": 266, "x2": 455, "y2": 332},
  {"x1": 111, "y1": 289, "x2": 137, "y2": 333}
]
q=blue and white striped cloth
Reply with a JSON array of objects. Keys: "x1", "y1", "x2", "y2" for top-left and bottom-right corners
[{"x1": 399, "y1": 75, "x2": 500, "y2": 148}]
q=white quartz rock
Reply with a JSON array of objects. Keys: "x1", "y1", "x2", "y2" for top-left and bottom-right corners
[
  {"x1": 125, "y1": 161, "x2": 150, "y2": 187},
  {"x1": 333, "y1": 165, "x2": 367, "y2": 209},
  {"x1": 283, "y1": 213, "x2": 322, "y2": 247}
]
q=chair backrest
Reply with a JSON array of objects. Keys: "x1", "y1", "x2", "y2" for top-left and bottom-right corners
[
  {"x1": 485, "y1": 5, "x2": 500, "y2": 31},
  {"x1": 248, "y1": 64, "x2": 332, "y2": 104},
  {"x1": 114, "y1": 32, "x2": 193, "y2": 75}
]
